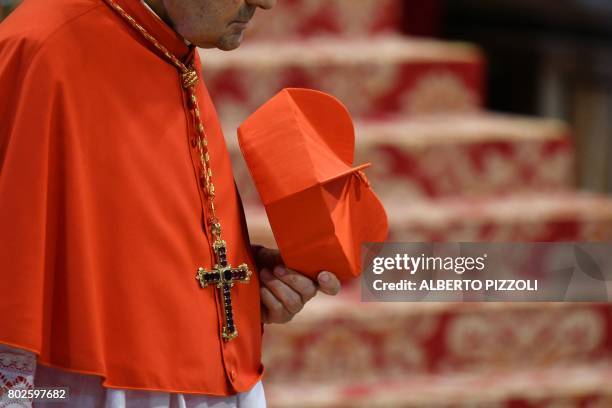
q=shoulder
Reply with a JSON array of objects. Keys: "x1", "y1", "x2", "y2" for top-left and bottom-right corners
[{"x1": 0, "y1": 0, "x2": 115, "y2": 71}]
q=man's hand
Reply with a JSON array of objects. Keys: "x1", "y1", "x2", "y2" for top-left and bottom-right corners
[{"x1": 253, "y1": 246, "x2": 341, "y2": 324}]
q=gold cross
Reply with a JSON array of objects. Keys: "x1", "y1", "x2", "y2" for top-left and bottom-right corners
[{"x1": 196, "y1": 239, "x2": 252, "y2": 341}]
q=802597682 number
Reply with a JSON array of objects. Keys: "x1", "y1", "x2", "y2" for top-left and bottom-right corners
[{"x1": 6, "y1": 387, "x2": 69, "y2": 400}]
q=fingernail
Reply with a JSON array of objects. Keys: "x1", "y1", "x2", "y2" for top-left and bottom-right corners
[
  {"x1": 319, "y1": 272, "x2": 330, "y2": 283},
  {"x1": 273, "y1": 266, "x2": 286, "y2": 277}
]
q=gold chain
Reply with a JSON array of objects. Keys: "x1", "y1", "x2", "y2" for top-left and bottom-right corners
[{"x1": 103, "y1": 0, "x2": 223, "y2": 242}]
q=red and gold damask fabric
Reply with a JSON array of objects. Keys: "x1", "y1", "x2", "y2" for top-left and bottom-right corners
[
  {"x1": 229, "y1": 113, "x2": 576, "y2": 208},
  {"x1": 0, "y1": 0, "x2": 262, "y2": 395},
  {"x1": 356, "y1": 114, "x2": 575, "y2": 200},
  {"x1": 263, "y1": 301, "x2": 612, "y2": 383},
  {"x1": 387, "y1": 192, "x2": 612, "y2": 242},
  {"x1": 246, "y1": 192, "x2": 612, "y2": 248},
  {"x1": 263, "y1": 299, "x2": 612, "y2": 406},
  {"x1": 201, "y1": 37, "x2": 485, "y2": 124},
  {"x1": 244, "y1": 0, "x2": 402, "y2": 40}
]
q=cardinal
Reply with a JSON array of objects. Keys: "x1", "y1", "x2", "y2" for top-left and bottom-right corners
[{"x1": 0, "y1": 0, "x2": 341, "y2": 406}]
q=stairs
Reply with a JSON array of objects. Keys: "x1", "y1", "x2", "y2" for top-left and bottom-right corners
[
  {"x1": 264, "y1": 365, "x2": 612, "y2": 407},
  {"x1": 262, "y1": 295, "x2": 612, "y2": 383},
  {"x1": 200, "y1": 0, "x2": 612, "y2": 406},
  {"x1": 260, "y1": 295, "x2": 612, "y2": 407},
  {"x1": 243, "y1": 0, "x2": 402, "y2": 40},
  {"x1": 355, "y1": 114, "x2": 575, "y2": 200},
  {"x1": 229, "y1": 113, "x2": 576, "y2": 208},
  {"x1": 246, "y1": 192, "x2": 612, "y2": 247},
  {"x1": 200, "y1": 36, "x2": 484, "y2": 122},
  {"x1": 265, "y1": 295, "x2": 612, "y2": 407}
]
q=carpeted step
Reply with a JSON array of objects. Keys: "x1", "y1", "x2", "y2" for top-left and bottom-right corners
[
  {"x1": 227, "y1": 113, "x2": 575, "y2": 207},
  {"x1": 244, "y1": 0, "x2": 403, "y2": 40},
  {"x1": 263, "y1": 362, "x2": 612, "y2": 407},
  {"x1": 262, "y1": 295, "x2": 612, "y2": 384},
  {"x1": 201, "y1": 36, "x2": 484, "y2": 123},
  {"x1": 355, "y1": 113, "x2": 575, "y2": 201},
  {"x1": 244, "y1": 192, "x2": 612, "y2": 248},
  {"x1": 386, "y1": 192, "x2": 612, "y2": 242}
]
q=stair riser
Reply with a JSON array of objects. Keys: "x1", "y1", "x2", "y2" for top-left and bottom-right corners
[
  {"x1": 262, "y1": 304, "x2": 612, "y2": 384},
  {"x1": 229, "y1": 113, "x2": 576, "y2": 205},
  {"x1": 203, "y1": 50, "x2": 484, "y2": 123},
  {"x1": 244, "y1": 190, "x2": 612, "y2": 248},
  {"x1": 358, "y1": 136, "x2": 574, "y2": 200},
  {"x1": 267, "y1": 389, "x2": 612, "y2": 408},
  {"x1": 387, "y1": 197, "x2": 612, "y2": 242},
  {"x1": 245, "y1": 0, "x2": 403, "y2": 40}
]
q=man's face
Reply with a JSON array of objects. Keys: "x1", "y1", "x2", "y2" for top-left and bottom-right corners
[{"x1": 160, "y1": 0, "x2": 276, "y2": 50}]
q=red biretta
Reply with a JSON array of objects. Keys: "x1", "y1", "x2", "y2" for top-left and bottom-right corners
[{"x1": 238, "y1": 88, "x2": 389, "y2": 282}]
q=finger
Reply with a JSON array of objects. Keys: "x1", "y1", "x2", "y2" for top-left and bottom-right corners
[
  {"x1": 260, "y1": 268, "x2": 304, "y2": 315},
  {"x1": 272, "y1": 266, "x2": 317, "y2": 303},
  {"x1": 260, "y1": 286, "x2": 287, "y2": 324},
  {"x1": 260, "y1": 286, "x2": 292, "y2": 324},
  {"x1": 317, "y1": 271, "x2": 341, "y2": 296},
  {"x1": 256, "y1": 247, "x2": 284, "y2": 271}
]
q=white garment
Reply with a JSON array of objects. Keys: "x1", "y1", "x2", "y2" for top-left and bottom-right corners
[{"x1": 0, "y1": 344, "x2": 266, "y2": 408}]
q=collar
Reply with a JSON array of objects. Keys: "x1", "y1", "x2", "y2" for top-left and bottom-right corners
[
  {"x1": 141, "y1": 0, "x2": 162, "y2": 21},
  {"x1": 107, "y1": 0, "x2": 192, "y2": 62},
  {"x1": 141, "y1": 0, "x2": 191, "y2": 45}
]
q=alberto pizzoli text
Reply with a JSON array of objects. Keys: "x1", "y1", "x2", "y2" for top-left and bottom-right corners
[
  {"x1": 370, "y1": 254, "x2": 538, "y2": 293},
  {"x1": 372, "y1": 279, "x2": 538, "y2": 292}
]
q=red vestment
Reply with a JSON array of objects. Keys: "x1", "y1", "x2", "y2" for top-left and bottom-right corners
[{"x1": 0, "y1": 0, "x2": 263, "y2": 395}]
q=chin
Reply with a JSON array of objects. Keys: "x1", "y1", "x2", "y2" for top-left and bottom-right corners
[
  {"x1": 189, "y1": 32, "x2": 243, "y2": 51},
  {"x1": 215, "y1": 32, "x2": 244, "y2": 51}
]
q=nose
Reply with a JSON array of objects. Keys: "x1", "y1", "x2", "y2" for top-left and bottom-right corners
[{"x1": 245, "y1": 0, "x2": 276, "y2": 10}]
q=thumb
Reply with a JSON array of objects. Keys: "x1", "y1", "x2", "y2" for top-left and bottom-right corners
[{"x1": 317, "y1": 271, "x2": 341, "y2": 296}]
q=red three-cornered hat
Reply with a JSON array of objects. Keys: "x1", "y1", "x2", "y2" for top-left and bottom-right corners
[{"x1": 238, "y1": 88, "x2": 389, "y2": 281}]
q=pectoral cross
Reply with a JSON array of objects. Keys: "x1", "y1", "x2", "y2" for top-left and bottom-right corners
[{"x1": 196, "y1": 239, "x2": 252, "y2": 341}]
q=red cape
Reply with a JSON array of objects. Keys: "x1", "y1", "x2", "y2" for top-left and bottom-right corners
[{"x1": 0, "y1": 0, "x2": 262, "y2": 395}]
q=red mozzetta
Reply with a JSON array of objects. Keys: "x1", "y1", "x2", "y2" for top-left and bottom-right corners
[{"x1": 0, "y1": 0, "x2": 262, "y2": 395}]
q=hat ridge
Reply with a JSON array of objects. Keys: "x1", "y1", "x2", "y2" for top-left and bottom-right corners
[
  {"x1": 283, "y1": 88, "x2": 356, "y2": 167},
  {"x1": 283, "y1": 89, "x2": 376, "y2": 190},
  {"x1": 286, "y1": 92, "x2": 350, "y2": 184},
  {"x1": 282, "y1": 89, "x2": 379, "y2": 190}
]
